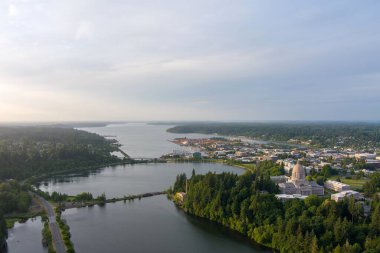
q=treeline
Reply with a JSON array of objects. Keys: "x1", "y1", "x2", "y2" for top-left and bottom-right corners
[
  {"x1": 0, "y1": 180, "x2": 32, "y2": 250},
  {"x1": 41, "y1": 215, "x2": 56, "y2": 253},
  {"x1": 35, "y1": 190, "x2": 106, "y2": 203},
  {"x1": 167, "y1": 122, "x2": 380, "y2": 148},
  {"x1": 55, "y1": 208, "x2": 75, "y2": 253},
  {"x1": 172, "y1": 170, "x2": 380, "y2": 252},
  {"x1": 363, "y1": 172, "x2": 380, "y2": 197},
  {"x1": 257, "y1": 160, "x2": 285, "y2": 176},
  {"x1": 0, "y1": 126, "x2": 122, "y2": 180}
]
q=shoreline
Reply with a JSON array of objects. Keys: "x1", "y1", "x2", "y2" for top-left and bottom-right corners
[{"x1": 170, "y1": 195, "x2": 274, "y2": 252}]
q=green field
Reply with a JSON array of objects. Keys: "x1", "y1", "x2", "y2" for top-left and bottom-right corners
[
  {"x1": 341, "y1": 178, "x2": 368, "y2": 190},
  {"x1": 329, "y1": 176, "x2": 368, "y2": 190}
]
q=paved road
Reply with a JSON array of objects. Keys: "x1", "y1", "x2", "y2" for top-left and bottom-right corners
[{"x1": 32, "y1": 192, "x2": 66, "y2": 253}]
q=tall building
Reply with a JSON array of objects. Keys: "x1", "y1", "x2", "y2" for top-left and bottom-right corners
[{"x1": 278, "y1": 160, "x2": 324, "y2": 196}]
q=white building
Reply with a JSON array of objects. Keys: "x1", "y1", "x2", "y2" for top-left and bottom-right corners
[
  {"x1": 324, "y1": 180, "x2": 351, "y2": 192},
  {"x1": 278, "y1": 161, "x2": 324, "y2": 196},
  {"x1": 275, "y1": 194, "x2": 308, "y2": 202},
  {"x1": 331, "y1": 190, "x2": 362, "y2": 202},
  {"x1": 355, "y1": 153, "x2": 376, "y2": 160},
  {"x1": 283, "y1": 160, "x2": 295, "y2": 174}
]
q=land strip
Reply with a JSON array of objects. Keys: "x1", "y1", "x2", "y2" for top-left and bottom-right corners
[
  {"x1": 60, "y1": 191, "x2": 166, "y2": 209},
  {"x1": 31, "y1": 192, "x2": 66, "y2": 253}
]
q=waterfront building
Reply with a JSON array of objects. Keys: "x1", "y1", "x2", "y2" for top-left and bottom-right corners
[
  {"x1": 324, "y1": 180, "x2": 351, "y2": 192},
  {"x1": 192, "y1": 152, "x2": 202, "y2": 159},
  {"x1": 278, "y1": 160, "x2": 324, "y2": 196}
]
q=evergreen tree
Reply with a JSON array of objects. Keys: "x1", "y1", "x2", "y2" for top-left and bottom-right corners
[{"x1": 311, "y1": 235, "x2": 319, "y2": 253}]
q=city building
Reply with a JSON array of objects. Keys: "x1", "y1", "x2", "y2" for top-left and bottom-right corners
[
  {"x1": 366, "y1": 159, "x2": 380, "y2": 168},
  {"x1": 275, "y1": 194, "x2": 308, "y2": 202},
  {"x1": 331, "y1": 190, "x2": 363, "y2": 202},
  {"x1": 324, "y1": 180, "x2": 351, "y2": 192},
  {"x1": 278, "y1": 160, "x2": 324, "y2": 196},
  {"x1": 270, "y1": 175, "x2": 289, "y2": 184},
  {"x1": 192, "y1": 152, "x2": 202, "y2": 159},
  {"x1": 355, "y1": 153, "x2": 376, "y2": 160}
]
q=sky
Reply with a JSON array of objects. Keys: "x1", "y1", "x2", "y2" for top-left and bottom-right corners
[{"x1": 0, "y1": 0, "x2": 379, "y2": 122}]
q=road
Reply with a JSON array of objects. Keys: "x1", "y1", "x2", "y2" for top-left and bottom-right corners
[{"x1": 32, "y1": 192, "x2": 66, "y2": 253}]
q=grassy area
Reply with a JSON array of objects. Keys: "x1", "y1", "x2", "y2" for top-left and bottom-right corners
[
  {"x1": 341, "y1": 178, "x2": 368, "y2": 190},
  {"x1": 5, "y1": 218, "x2": 23, "y2": 229},
  {"x1": 228, "y1": 163, "x2": 256, "y2": 171}
]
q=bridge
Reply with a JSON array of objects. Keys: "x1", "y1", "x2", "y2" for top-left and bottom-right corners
[
  {"x1": 117, "y1": 148, "x2": 167, "y2": 163},
  {"x1": 117, "y1": 148, "x2": 130, "y2": 159}
]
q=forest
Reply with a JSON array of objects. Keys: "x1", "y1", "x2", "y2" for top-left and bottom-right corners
[
  {"x1": 0, "y1": 126, "x2": 122, "y2": 180},
  {"x1": 167, "y1": 122, "x2": 380, "y2": 148},
  {"x1": 171, "y1": 168, "x2": 380, "y2": 252}
]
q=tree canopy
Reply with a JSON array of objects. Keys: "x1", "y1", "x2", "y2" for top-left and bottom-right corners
[
  {"x1": 172, "y1": 170, "x2": 380, "y2": 253},
  {"x1": 0, "y1": 126, "x2": 121, "y2": 180}
]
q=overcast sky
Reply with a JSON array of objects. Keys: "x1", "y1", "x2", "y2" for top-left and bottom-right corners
[{"x1": 0, "y1": 0, "x2": 379, "y2": 122}]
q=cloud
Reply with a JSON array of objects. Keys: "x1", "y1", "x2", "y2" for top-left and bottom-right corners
[
  {"x1": 8, "y1": 4, "x2": 17, "y2": 17},
  {"x1": 0, "y1": 0, "x2": 379, "y2": 121},
  {"x1": 75, "y1": 21, "x2": 93, "y2": 40}
]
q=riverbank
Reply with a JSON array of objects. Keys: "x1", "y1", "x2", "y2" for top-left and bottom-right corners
[
  {"x1": 5, "y1": 192, "x2": 45, "y2": 229},
  {"x1": 25, "y1": 160, "x2": 135, "y2": 185},
  {"x1": 172, "y1": 198, "x2": 274, "y2": 252}
]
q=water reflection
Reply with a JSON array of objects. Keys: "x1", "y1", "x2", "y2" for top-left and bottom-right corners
[
  {"x1": 40, "y1": 163, "x2": 244, "y2": 198},
  {"x1": 6, "y1": 217, "x2": 47, "y2": 253}
]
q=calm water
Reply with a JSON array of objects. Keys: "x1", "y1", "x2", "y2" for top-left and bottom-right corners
[
  {"x1": 6, "y1": 217, "x2": 47, "y2": 253},
  {"x1": 62, "y1": 195, "x2": 269, "y2": 253},
  {"x1": 34, "y1": 124, "x2": 269, "y2": 253},
  {"x1": 79, "y1": 123, "x2": 216, "y2": 158},
  {"x1": 40, "y1": 163, "x2": 244, "y2": 198}
]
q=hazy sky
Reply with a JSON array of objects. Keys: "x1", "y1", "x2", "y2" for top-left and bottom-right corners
[{"x1": 0, "y1": 0, "x2": 379, "y2": 122}]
